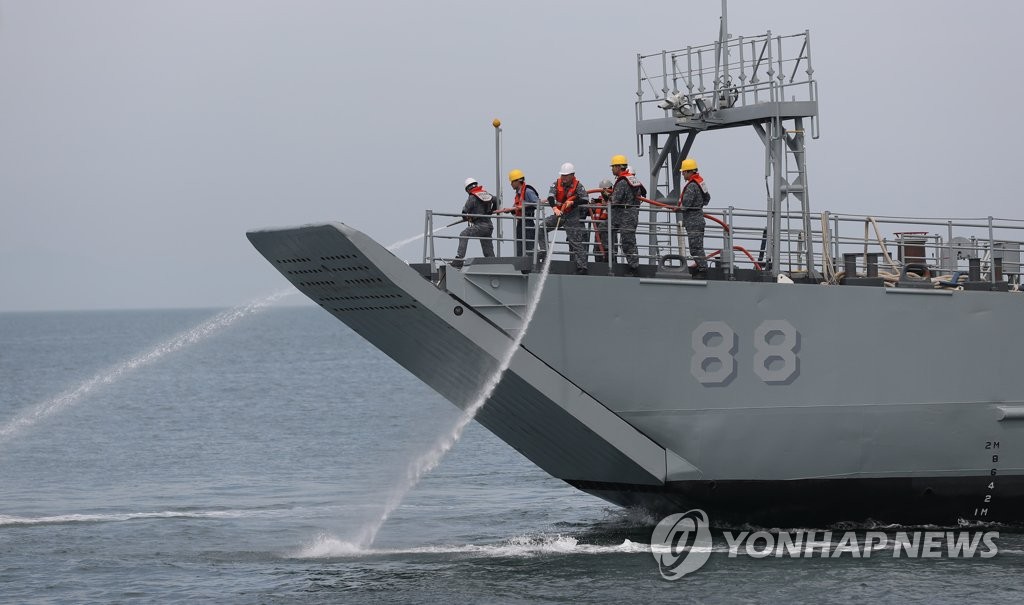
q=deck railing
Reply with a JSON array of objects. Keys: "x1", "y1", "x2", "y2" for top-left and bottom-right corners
[
  {"x1": 635, "y1": 31, "x2": 817, "y2": 130},
  {"x1": 419, "y1": 202, "x2": 1024, "y2": 287}
]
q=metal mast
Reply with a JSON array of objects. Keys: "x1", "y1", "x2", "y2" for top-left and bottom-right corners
[{"x1": 634, "y1": 4, "x2": 819, "y2": 278}]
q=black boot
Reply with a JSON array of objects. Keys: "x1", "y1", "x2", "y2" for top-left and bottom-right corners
[
  {"x1": 575, "y1": 267, "x2": 589, "y2": 275},
  {"x1": 625, "y1": 266, "x2": 639, "y2": 277}
]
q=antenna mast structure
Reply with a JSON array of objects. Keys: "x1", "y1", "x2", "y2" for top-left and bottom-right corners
[{"x1": 634, "y1": 0, "x2": 819, "y2": 277}]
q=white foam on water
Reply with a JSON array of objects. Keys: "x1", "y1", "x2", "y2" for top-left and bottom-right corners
[
  {"x1": 292, "y1": 534, "x2": 367, "y2": 558},
  {"x1": 290, "y1": 533, "x2": 657, "y2": 559},
  {"x1": 0, "y1": 508, "x2": 273, "y2": 527},
  {"x1": 0, "y1": 289, "x2": 295, "y2": 445},
  {"x1": 599, "y1": 505, "x2": 662, "y2": 528},
  {"x1": 349, "y1": 244, "x2": 558, "y2": 549},
  {"x1": 647, "y1": 542, "x2": 723, "y2": 555}
]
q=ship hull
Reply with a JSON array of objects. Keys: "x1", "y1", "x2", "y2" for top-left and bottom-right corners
[
  {"x1": 248, "y1": 223, "x2": 1024, "y2": 527},
  {"x1": 574, "y1": 476, "x2": 1024, "y2": 526}
]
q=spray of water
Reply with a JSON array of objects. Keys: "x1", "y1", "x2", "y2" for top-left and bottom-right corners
[
  {"x1": 0, "y1": 289, "x2": 295, "y2": 445},
  {"x1": 347, "y1": 247, "x2": 557, "y2": 550},
  {"x1": 386, "y1": 224, "x2": 449, "y2": 253},
  {"x1": 1, "y1": 224, "x2": 449, "y2": 447}
]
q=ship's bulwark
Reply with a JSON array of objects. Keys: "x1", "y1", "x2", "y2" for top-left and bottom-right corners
[{"x1": 248, "y1": 223, "x2": 1024, "y2": 526}]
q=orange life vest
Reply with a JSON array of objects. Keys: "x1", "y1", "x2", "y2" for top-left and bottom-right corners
[
  {"x1": 589, "y1": 196, "x2": 608, "y2": 221},
  {"x1": 468, "y1": 186, "x2": 496, "y2": 214},
  {"x1": 614, "y1": 170, "x2": 645, "y2": 205},
  {"x1": 513, "y1": 184, "x2": 537, "y2": 217},
  {"x1": 615, "y1": 170, "x2": 643, "y2": 189},
  {"x1": 678, "y1": 173, "x2": 710, "y2": 209},
  {"x1": 554, "y1": 178, "x2": 580, "y2": 213}
]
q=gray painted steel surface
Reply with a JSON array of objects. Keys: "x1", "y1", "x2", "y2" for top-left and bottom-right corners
[
  {"x1": 247, "y1": 224, "x2": 669, "y2": 487},
  {"x1": 248, "y1": 222, "x2": 1024, "y2": 525}
]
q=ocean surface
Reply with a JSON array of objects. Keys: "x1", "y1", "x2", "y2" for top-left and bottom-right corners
[{"x1": 1, "y1": 305, "x2": 1021, "y2": 604}]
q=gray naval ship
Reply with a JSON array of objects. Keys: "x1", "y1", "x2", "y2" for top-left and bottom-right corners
[{"x1": 248, "y1": 15, "x2": 1024, "y2": 527}]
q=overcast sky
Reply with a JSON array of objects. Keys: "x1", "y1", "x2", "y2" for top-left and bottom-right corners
[{"x1": 2, "y1": 0, "x2": 1022, "y2": 311}]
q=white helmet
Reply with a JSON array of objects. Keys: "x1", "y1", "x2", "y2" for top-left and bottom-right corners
[
  {"x1": 464, "y1": 177, "x2": 478, "y2": 189},
  {"x1": 559, "y1": 162, "x2": 575, "y2": 175},
  {"x1": 598, "y1": 178, "x2": 613, "y2": 189}
]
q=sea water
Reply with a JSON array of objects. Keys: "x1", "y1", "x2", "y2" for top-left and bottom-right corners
[{"x1": 1, "y1": 307, "x2": 1022, "y2": 603}]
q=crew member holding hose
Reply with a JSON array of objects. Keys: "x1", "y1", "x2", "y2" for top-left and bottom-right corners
[
  {"x1": 609, "y1": 154, "x2": 645, "y2": 277},
  {"x1": 678, "y1": 157, "x2": 709, "y2": 279},
  {"x1": 452, "y1": 177, "x2": 495, "y2": 268},
  {"x1": 505, "y1": 169, "x2": 539, "y2": 256},
  {"x1": 540, "y1": 163, "x2": 589, "y2": 275},
  {"x1": 589, "y1": 179, "x2": 613, "y2": 263}
]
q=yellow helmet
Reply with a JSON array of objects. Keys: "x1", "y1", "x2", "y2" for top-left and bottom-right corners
[
  {"x1": 610, "y1": 154, "x2": 628, "y2": 166},
  {"x1": 508, "y1": 168, "x2": 525, "y2": 183},
  {"x1": 680, "y1": 157, "x2": 699, "y2": 172}
]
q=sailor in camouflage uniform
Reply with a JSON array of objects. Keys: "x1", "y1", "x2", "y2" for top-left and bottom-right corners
[
  {"x1": 678, "y1": 157, "x2": 709, "y2": 278},
  {"x1": 588, "y1": 178, "x2": 613, "y2": 264},
  {"x1": 506, "y1": 169, "x2": 539, "y2": 256},
  {"x1": 453, "y1": 178, "x2": 495, "y2": 268},
  {"x1": 540, "y1": 162, "x2": 589, "y2": 274},
  {"x1": 608, "y1": 154, "x2": 646, "y2": 276}
]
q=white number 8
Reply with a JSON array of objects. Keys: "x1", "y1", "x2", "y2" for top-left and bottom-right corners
[
  {"x1": 691, "y1": 321, "x2": 737, "y2": 384},
  {"x1": 753, "y1": 320, "x2": 798, "y2": 383}
]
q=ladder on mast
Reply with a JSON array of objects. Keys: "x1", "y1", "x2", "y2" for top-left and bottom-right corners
[{"x1": 634, "y1": 1, "x2": 819, "y2": 278}]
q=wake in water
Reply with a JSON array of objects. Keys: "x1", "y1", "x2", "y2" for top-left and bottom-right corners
[
  {"x1": 0, "y1": 289, "x2": 295, "y2": 445},
  {"x1": 293, "y1": 533, "x2": 658, "y2": 559},
  {"x1": 292, "y1": 528, "x2": 732, "y2": 559},
  {"x1": 0, "y1": 508, "x2": 282, "y2": 527}
]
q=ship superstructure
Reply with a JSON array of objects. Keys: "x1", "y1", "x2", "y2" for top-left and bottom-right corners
[{"x1": 248, "y1": 12, "x2": 1024, "y2": 526}]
